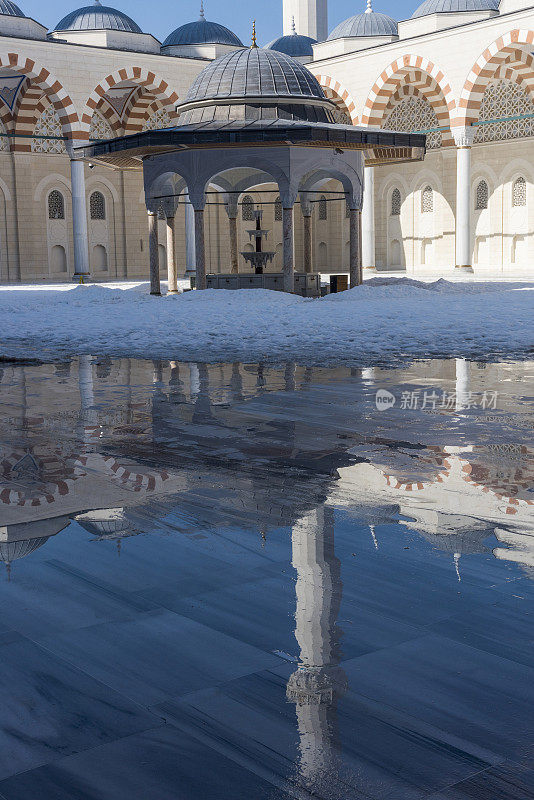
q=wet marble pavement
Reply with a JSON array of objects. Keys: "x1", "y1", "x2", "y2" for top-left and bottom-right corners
[{"x1": 0, "y1": 357, "x2": 533, "y2": 799}]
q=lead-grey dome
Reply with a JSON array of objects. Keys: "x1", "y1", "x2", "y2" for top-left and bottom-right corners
[
  {"x1": 266, "y1": 29, "x2": 317, "y2": 58},
  {"x1": 0, "y1": 0, "x2": 25, "y2": 16},
  {"x1": 178, "y1": 46, "x2": 337, "y2": 126},
  {"x1": 185, "y1": 47, "x2": 326, "y2": 104},
  {"x1": 328, "y1": 2, "x2": 397, "y2": 39},
  {"x1": 412, "y1": 0, "x2": 499, "y2": 17},
  {"x1": 163, "y1": 18, "x2": 243, "y2": 48},
  {"x1": 53, "y1": 0, "x2": 142, "y2": 32}
]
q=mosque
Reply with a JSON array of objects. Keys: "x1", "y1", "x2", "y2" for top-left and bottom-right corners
[{"x1": 0, "y1": 0, "x2": 532, "y2": 283}]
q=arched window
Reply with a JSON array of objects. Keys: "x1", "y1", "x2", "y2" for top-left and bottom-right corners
[
  {"x1": 422, "y1": 186, "x2": 433, "y2": 213},
  {"x1": 48, "y1": 190, "x2": 65, "y2": 220},
  {"x1": 89, "y1": 112, "x2": 113, "y2": 141},
  {"x1": 90, "y1": 191, "x2": 105, "y2": 220},
  {"x1": 318, "y1": 196, "x2": 327, "y2": 220},
  {"x1": 513, "y1": 177, "x2": 527, "y2": 207},
  {"x1": 475, "y1": 180, "x2": 488, "y2": 210},
  {"x1": 274, "y1": 196, "x2": 282, "y2": 222},
  {"x1": 242, "y1": 195, "x2": 254, "y2": 221},
  {"x1": 142, "y1": 107, "x2": 172, "y2": 131},
  {"x1": 31, "y1": 106, "x2": 66, "y2": 154},
  {"x1": 391, "y1": 188, "x2": 401, "y2": 216}
]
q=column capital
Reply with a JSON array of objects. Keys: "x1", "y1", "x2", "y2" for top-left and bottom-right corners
[{"x1": 451, "y1": 126, "x2": 476, "y2": 148}]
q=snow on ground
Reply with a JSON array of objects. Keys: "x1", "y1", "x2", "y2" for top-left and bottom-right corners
[{"x1": 0, "y1": 278, "x2": 533, "y2": 365}]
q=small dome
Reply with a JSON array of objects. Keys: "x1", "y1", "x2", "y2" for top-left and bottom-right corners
[
  {"x1": 0, "y1": 0, "x2": 25, "y2": 16},
  {"x1": 266, "y1": 20, "x2": 317, "y2": 58},
  {"x1": 412, "y1": 0, "x2": 499, "y2": 17},
  {"x1": 328, "y1": 1, "x2": 397, "y2": 39},
  {"x1": 163, "y1": 7, "x2": 243, "y2": 48},
  {"x1": 184, "y1": 46, "x2": 326, "y2": 104},
  {"x1": 53, "y1": 0, "x2": 142, "y2": 33}
]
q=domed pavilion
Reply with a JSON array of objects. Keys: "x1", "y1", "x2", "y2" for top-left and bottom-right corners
[{"x1": 79, "y1": 37, "x2": 426, "y2": 295}]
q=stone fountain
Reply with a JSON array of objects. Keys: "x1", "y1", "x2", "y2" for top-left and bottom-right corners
[{"x1": 241, "y1": 209, "x2": 275, "y2": 274}]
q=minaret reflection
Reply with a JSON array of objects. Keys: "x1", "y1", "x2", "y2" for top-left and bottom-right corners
[{"x1": 287, "y1": 506, "x2": 348, "y2": 795}]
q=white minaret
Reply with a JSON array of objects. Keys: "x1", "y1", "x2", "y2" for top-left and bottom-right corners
[{"x1": 283, "y1": 0, "x2": 328, "y2": 42}]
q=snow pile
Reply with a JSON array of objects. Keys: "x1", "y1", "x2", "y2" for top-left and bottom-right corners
[{"x1": 1, "y1": 278, "x2": 532, "y2": 364}]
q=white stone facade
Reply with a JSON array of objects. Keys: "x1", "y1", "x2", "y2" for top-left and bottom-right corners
[{"x1": 1, "y1": 1, "x2": 534, "y2": 282}]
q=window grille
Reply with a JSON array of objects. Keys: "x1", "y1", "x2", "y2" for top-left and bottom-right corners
[
  {"x1": 142, "y1": 108, "x2": 172, "y2": 131},
  {"x1": 475, "y1": 180, "x2": 488, "y2": 210},
  {"x1": 474, "y1": 80, "x2": 534, "y2": 144},
  {"x1": 32, "y1": 107, "x2": 67, "y2": 154},
  {"x1": 384, "y1": 95, "x2": 442, "y2": 149},
  {"x1": 391, "y1": 188, "x2": 401, "y2": 216},
  {"x1": 422, "y1": 186, "x2": 433, "y2": 213},
  {"x1": 513, "y1": 177, "x2": 527, "y2": 207},
  {"x1": 89, "y1": 112, "x2": 113, "y2": 141},
  {"x1": 242, "y1": 195, "x2": 254, "y2": 221},
  {"x1": 48, "y1": 190, "x2": 65, "y2": 220},
  {"x1": 318, "y1": 196, "x2": 327, "y2": 220},
  {"x1": 90, "y1": 191, "x2": 106, "y2": 220}
]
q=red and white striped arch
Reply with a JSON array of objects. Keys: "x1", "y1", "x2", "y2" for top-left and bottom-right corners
[
  {"x1": 458, "y1": 30, "x2": 534, "y2": 126},
  {"x1": 0, "y1": 51, "x2": 79, "y2": 140},
  {"x1": 361, "y1": 55, "x2": 456, "y2": 135},
  {"x1": 81, "y1": 67, "x2": 179, "y2": 138},
  {"x1": 313, "y1": 74, "x2": 358, "y2": 124}
]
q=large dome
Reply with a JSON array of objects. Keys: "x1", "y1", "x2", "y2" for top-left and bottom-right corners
[
  {"x1": 53, "y1": 0, "x2": 142, "y2": 32},
  {"x1": 178, "y1": 47, "x2": 337, "y2": 125},
  {"x1": 328, "y1": 2, "x2": 397, "y2": 39},
  {"x1": 0, "y1": 0, "x2": 25, "y2": 16},
  {"x1": 163, "y1": 17, "x2": 243, "y2": 48},
  {"x1": 412, "y1": 0, "x2": 499, "y2": 17},
  {"x1": 185, "y1": 47, "x2": 326, "y2": 105}
]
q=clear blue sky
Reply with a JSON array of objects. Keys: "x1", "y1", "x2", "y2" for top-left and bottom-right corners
[{"x1": 22, "y1": 0, "x2": 417, "y2": 45}]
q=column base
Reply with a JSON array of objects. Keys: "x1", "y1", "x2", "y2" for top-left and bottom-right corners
[
  {"x1": 363, "y1": 266, "x2": 377, "y2": 274},
  {"x1": 167, "y1": 289, "x2": 179, "y2": 295},
  {"x1": 455, "y1": 265, "x2": 474, "y2": 274},
  {"x1": 72, "y1": 272, "x2": 91, "y2": 284},
  {"x1": 150, "y1": 291, "x2": 162, "y2": 296}
]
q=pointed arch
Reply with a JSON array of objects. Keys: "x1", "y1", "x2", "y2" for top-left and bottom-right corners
[
  {"x1": 0, "y1": 51, "x2": 79, "y2": 140},
  {"x1": 362, "y1": 56, "x2": 455, "y2": 140},
  {"x1": 458, "y1": 30, "x2": 534, "y2": 126},
  {"x1": 81, "y1": 67, "x2": 179, "y2": 137},
  {"x1": 313, "y1": 74, "x2": 358, "y2": 124}
]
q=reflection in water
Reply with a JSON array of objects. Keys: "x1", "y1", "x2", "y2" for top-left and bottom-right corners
[{"x1": 0, "y1": 356, "x2": 533, "y2": 796}]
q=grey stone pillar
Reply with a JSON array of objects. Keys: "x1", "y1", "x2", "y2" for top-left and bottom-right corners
[
  {"x1": 303, "y1": 212, "x2": 312, "y2": 274},
  {"x1": 194, "y1": 208, "x2": 206, "y2": 290},
  {"x1": 166, "y1": 215, "x2": 178, "y2": 293},
  {"x1": 283, "y1": 206, "x2": 295, "y2": 293},
  {"x1": 349, "y1": 209, "x2": 362, "y2": 289},
  {"x1": 148, "y1": 210, "x2": 160, "y2": 296},
  {"x1": 185, "y1": 195, "x2": 196, "y2": 279},
  {"x1": 228, "y1": 211, "x2": 238, "y2": 274}
]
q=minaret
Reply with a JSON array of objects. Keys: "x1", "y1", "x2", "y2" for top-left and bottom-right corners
[{"x1": 283, "y1": 0, "x2": 327, "y2": 42}]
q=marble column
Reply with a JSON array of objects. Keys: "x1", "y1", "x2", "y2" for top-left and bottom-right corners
[
  {"x1": 166, "y1": 215, "x2": 178, "y2": 293},
  {"x1": 147, "y1": 210, "x2": 160, "y2": 296},
  {"x1": 70, "y1": 158, "x2": 90, "y2": 278},
  {"x1": 228, "y1": 209, "x2": 239, "y2": 274},
  {"x1": 453, "y1": 127, "x2": 475, "y2": 273},
  {"x1": 362, "y1": 165, "x2": 376, "y2": 272},
  {"x1": 303, "y1": 211, "x2": 312, "y2": 273},
  {"x1": 349, "y1": 208, "x2": 362, "y2": 288},
  {"x1": 194, "y1": 208, "x2": 206, "y2": 289},
  {"x1": 283, "y1": 206, "x2": 295, "y2": 293}
]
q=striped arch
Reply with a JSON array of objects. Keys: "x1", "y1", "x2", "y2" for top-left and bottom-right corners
[
  {"x1": 12, "y1": 84, "x2": 48, "y2": 151},
  {"x1": 383, "y1": 83, "x2": 453, "y2": 146},
  {"x1": 90, "y1": 97, "x2": 122, "y2": 137},
  {"x1": 81, "y1": 67, "x2": 179, "y2": 137},
  {"x1": 459, "y1": 30, "x2": 534, "y2": 125},
  {"x1": 123, "y1": 91, "x2": 171, "y2": 134},
  {"x1": 0, "y1": 51, "x2": 79, "y2": 139},
  {"x1": 362, "y1": 56, "x2": 456, "y2": 134},
  {"x1": 313, "y1": 74, "x2": 358, "y2": 123}
]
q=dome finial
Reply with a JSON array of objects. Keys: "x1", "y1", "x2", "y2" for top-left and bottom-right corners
[
  {"x1": 199, "y1": 0, "x2": 205, "y2": 19},
  {"x1": 291, "y1": 15, "x2": 296, "y2": 34},
  {"x1": 365, "y1": 0, "x2": 373, "y2": 13},
  {"x1": 251, "y1": 19, "x2": 258, "y2": 48}
]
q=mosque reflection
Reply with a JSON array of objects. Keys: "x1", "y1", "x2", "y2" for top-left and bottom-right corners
[{"x1": 0, "y1": 355, "x2": 533, "y2": 795}]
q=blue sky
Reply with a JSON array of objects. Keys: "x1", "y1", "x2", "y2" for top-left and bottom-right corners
[{"x1": 22, "y1": 0, "x2": 417, "y2": 45}]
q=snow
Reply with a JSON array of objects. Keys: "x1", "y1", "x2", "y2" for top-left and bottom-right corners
[{"x1": 1, "y1": 278, "x2": 532, "y2": 365}]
